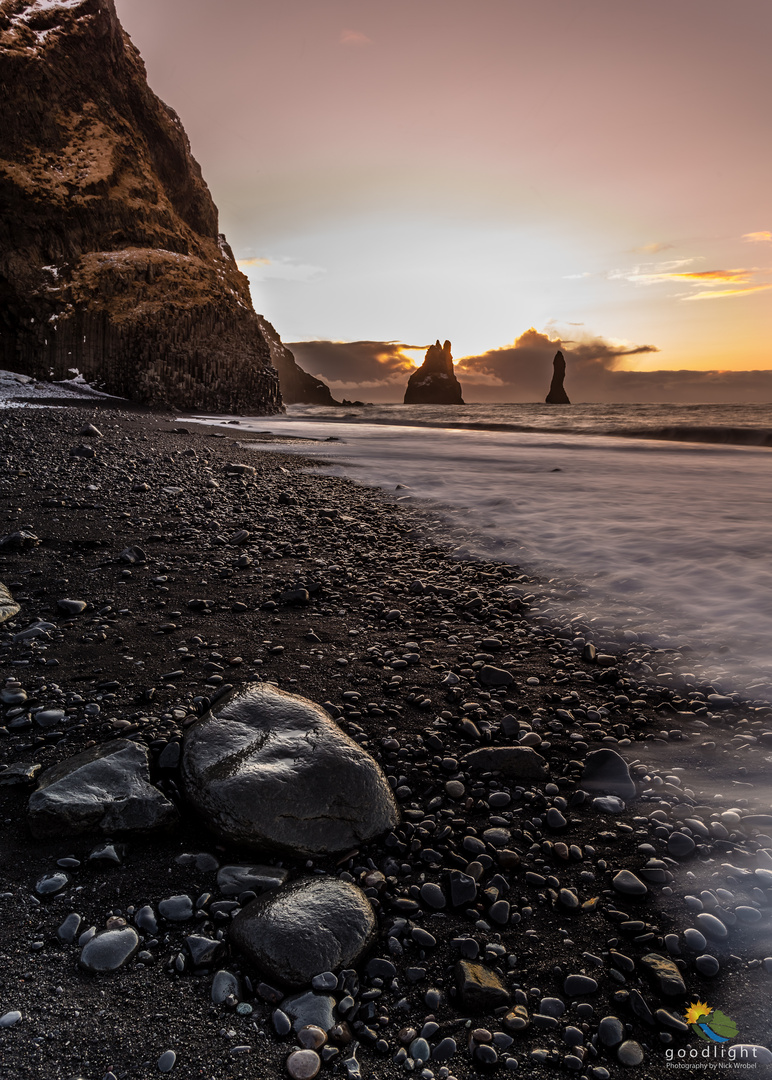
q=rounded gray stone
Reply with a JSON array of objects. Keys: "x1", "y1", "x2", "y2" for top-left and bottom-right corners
[
  {"x1": 211, "y1": 969, "x2": 240, "y2": 1004},
  {"x1": 580, "y1": 749, "x2": 636, "y2": 800},
  {"x1": 695, "y1": 954, "x2": 720, "y2": 976},
  {"x1": 695, "y1": 912, "x2": 729, "y2": 940},
  {"x1": 181, "y1": 684, "x2": 399, "y2": 856},
  {"x1": 598, "y1": 1016, "x2": 624, "y2": 1047},
  {"x1": 564, "y1": 975, "x2": 598, "y2": 996},
  {"x1": 79, "y1": 927, "x2": 139, "y2": 973},
  {"x1": 0, "y1": 1011, "x2": 21, "y2": 1028},
  {"x1": 28, "y1": 739, "x2": 178, "y2": 839},
  {"x1": 230, "y1": 877, "x2": 376, "y2": 987},
  {"x1": 612, "y1": 870, "x2": 648, "y2": 897},
  {"x1": 157, "y1": 1050, "x2": 176, "y2": 1072},
  {"x1": 420, "y1": 882, "x2": 446, "y2": 909},
  {"x1": 667, "y1": 832, "x2": 696, "y2": 858},
  {"x1": 683, "y1": 928, "x2": 707, "y2": 951},
  {"x1": 617, "y1": 1040, "x2": 644, "y2": 1066},
  {"x1": 158, "y1": 895, "x2": 193, "y2": 922}
]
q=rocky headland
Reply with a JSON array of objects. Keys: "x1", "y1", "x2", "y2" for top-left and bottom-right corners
[
  {"x1": 1, "y1": 399, "x2": 772, "y2": 1078},
  {"x1": 256, "y1": 316, "x2": 341, "y2": 407},
  {"x1": 404, "y1": 341, "x2": 465, "y2": 405},
  {"x1": 545, "y1": 351, "x2": 571, "y2": 405},
  {"x1": 0, "y1": 0, "x2": 281, "y2": 414}
]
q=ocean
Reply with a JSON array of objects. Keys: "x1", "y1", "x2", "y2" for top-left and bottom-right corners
[{"x1": 198, "y1": 403, "x2": 770, "y2": 702}]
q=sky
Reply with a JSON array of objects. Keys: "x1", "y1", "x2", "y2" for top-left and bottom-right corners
[{"x1": 115, "y1": 0, "x2": 772, "y2": 402}]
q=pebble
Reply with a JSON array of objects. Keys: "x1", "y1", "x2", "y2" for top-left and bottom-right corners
[
  {"x1": 157, "y1": 1050, "x2": 176, "y2": 1072},
  {"x1": 158, "y1": 895, "x2": 193, "y2": 922},
  {"x1": 695, "y1": 912, "x2": 729, "y2": 940},
  {"x1": 564, "y1": 975, "x2": 598, "y2": 996},
  {"x1": 79, "y1": 927, "x2": 139, "y2": 973},
  {"x1": 617, "y1": 1040, "x2": 644, "y2": 1066},
  {"x1": 286, "y1": 1049, "x2": 320, "y2": 1079},
  {"x1": 695, "y1": 954, "x2": 720, "y2": 976},
  {"x1": 0, "y1": 1011, "x2": 21, "y2": 1028},
  {"x1": 612, "y1": 870, "x2": 647, "y2": 897}
]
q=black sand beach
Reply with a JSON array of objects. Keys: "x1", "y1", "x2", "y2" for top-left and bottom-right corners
[{"x1": 1, "y1": 402, "x2": 771, "y2": 1080}]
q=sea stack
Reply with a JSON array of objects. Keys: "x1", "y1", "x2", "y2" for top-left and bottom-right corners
[
  {"x1": 0, "y1": 0, "x2": 282, "y2": 414},
  {"x1": 545, "y1": 350, "x2": 570, "y2": 404},
  {"x1": 404, "y1": 340, "x2": 464, "y2": 404}
]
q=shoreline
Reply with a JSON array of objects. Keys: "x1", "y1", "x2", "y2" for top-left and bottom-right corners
[{"x1": 1, "y1": 401, "x2": 771, "y2": 1079}]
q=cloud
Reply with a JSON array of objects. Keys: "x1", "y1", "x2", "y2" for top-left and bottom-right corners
[
  {"x1": 743, "y1": 231, "x2": 772, "y2": 243},
  {"x1": 683, "y1": 283, "x2": 772, "y2": 301},
  {"x1": 287, "y1": 340, "x2": 419, "y2": 391},
  {"x1": 340, "y1": 29, "x2": 372, "y2": 46},
  {"x1": 610, "y1": 259, "x2": 771, "y2": 300},
  {"x1": 287, "y1": 329, "x2": 772, "y2": 405},
  {"x1": 237, "y1": 257, "x2": 326, "y2": 282},
  {"x1": 633, "y1": 242, "x2": 674, "y2": 254}
]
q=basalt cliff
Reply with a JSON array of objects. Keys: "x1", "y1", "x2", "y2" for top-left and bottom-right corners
[
  {"x1": 0, "y1": 0, "x2": 282, "y2": 413},
  {"x1": 403, "y1": 339, "x2": 464, "y2": 405},
  {"x1": 255, "y1": 316, "x2": 340, "y2": 407}
]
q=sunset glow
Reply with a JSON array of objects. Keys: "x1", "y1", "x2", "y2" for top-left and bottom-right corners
[{"x1": 115, "y1": 0, "x2": 772, "y2": 399}]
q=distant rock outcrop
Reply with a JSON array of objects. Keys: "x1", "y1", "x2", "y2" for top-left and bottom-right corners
[
  {"x1": 0, "y1": 0, "x2": 282, "y2": 414},
  {"x1": 255, "y1": 315, "x2": 340, "y2": 406},
  {"x1": 404, "y1": 339, "x2": 464, "y2": 404},
  {"x1": 545, "y1": 350, "x2": 570, "y2": 404}
]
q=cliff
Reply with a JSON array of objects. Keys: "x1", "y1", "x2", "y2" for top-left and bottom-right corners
[
  {"x1": 0, "y1": 0, "x2": 282, "y2": 413},
  {"x1": 404, "y1": 339, "x2": 464, "y2": 405},
  {"x1": 545, "y1": 350, "x2": 570, "y2": 404},
  {"x1": 255, "y1": 316, "x2": 340, "y2": 406}
]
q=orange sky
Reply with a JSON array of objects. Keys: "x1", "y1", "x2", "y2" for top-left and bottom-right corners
[{"x1": 116, "y1": 0, "x2": 771, "y2": 388}]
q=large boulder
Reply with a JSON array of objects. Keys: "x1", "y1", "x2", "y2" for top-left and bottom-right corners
[
  {"x1": 404, "y1": 340, "x2": 464, "y2": 404},
  {"x1": 181, "y1": 683, "x2": 399, "y2": 856},
  {"x1": 0, "y1": 0, "x2": 282, "y2": 414},
  {"x1": 230, "y1": 877, "x2": 376, "y2": 987},
  {"x1": 27, "y1": 739, "x2": 179, "y2": 838}
]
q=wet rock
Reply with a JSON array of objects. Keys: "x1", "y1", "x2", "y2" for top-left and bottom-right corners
[
  {"x1": 181, "y1": 684, "x2": 398, "y2": 856},
  {"x1": 79, "y1": 927, "x2": 139, "y2": 973},
  {"x1": 28, "y1": 740, "x2": 178, "y2": 839},
  {"x1": 580, "y1": 749, "x2": 636, "y2": 800},
  {"x1": 230, "y1": 877, "x2": 376, "y2": 987},
  {"x1": 464, "y1": 746, "x2": 548, "y2": 780},
  {"x1": 454, "y1": 961, "x2": 511, "y2": 1011}
]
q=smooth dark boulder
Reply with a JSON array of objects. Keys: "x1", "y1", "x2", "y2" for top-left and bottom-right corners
[
  {"x1": 230, "y1": 877, "x2": 376, "y2": 987},
  {"x1": 28, "y1": 739, "x2": 179, "y2": 838},
  {"x1": 404, "y1": 340, "x2": 464, "y2": 404},
  {"x1": 181, "y1": 683, "x2": 399, "y2": 856},
  {"x1": 545, "y1": 350, "x2": 571, "y2": 404}
]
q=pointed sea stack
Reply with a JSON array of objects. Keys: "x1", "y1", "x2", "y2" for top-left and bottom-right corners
[
  {"x1": 404, "y1": 339, "x2": 464, "y2": 404},
  {"x1": 255, "y1": 315, "x2": 341, "y2": 406},
  {"x1": 0, "y1": 0, "x2": 282, "y2": 413},
  {"x1": 545, "y1": 350, "x2": 570, "y2": 404}
]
